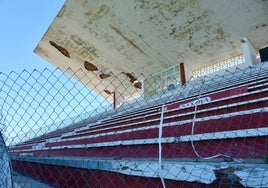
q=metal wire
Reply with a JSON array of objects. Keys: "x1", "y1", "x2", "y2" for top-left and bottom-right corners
[{"x1": 0, "y1": 64, "x2": 268, "y2": 187}]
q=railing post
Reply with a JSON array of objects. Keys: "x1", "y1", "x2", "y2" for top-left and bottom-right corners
[{"x1": 113, "y1": 91, "x2": 116, "y2": 109}]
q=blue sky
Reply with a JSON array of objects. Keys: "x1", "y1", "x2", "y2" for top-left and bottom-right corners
[
  {"x1": 0, "y1": 1, "x2": 112, "y2": 145},
  {"x1": 0, "y1": 0, "x2": 65, "y2": 74}
]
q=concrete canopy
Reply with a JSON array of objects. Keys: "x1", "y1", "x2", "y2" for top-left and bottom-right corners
[{"x1": 34, "y1": 0, "x2": 268, "y2": 101}]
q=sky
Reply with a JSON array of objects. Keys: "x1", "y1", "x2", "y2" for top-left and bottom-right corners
[
  {"x1": 0, "y1": 1, "x2": 112, "y2": 145},
  {"x1": 0, "y1": 0, "x2": 66, "y2": 74}
]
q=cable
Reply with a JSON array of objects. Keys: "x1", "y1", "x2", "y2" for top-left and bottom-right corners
[
  {"x1": 158, "y1": 104, "x2": 166, "y2": 188},
  {"x1": 190, "y1": 77, "x2": 232, "y2": 160}
]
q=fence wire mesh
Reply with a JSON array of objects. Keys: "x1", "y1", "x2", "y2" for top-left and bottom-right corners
[{"x1": 0, "y1": 63, "x2": 268, "y2": 188}]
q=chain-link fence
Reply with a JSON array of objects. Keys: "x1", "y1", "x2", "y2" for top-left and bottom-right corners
[{"x1": 1, "y1": 63, "x2": 268, "y2": 187}]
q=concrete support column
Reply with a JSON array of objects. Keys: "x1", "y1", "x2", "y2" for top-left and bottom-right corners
[
  {"x1": 179, "y1": 62, "x2": 192, "y2": 86},
  {"x1": 180, "y1": 63, "x2": 186, "y2": 86},
  {"x1": 241, "y1": 37, "x2": 258, "y2": 66}
]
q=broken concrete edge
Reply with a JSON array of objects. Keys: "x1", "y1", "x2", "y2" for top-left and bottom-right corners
[{"x1": 11, "y1": 156, "x2": 268, "y2": 187}]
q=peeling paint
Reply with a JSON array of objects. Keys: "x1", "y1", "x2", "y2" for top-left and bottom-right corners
[
  {"x1": 35, "y1": 0, "x2": 268, "y2": 99},
  {"x1": 104, "y1": 89, "x2": 112, "y2": 95},
  {"x1": 170, "y1": 10, "x2": 211, "y2": 41},
  {"x1": 84, "y1": 61, "x2": 98, "y2": 71},
  {"x1": 141, "y1": 0, "x2": 199, "y2": 26},
  {"x1": 123, "y1": 72, "x2": 137, "y2": 83},
  {"x1": 99, "y1": 73, "x2": 111, "y2": 79},
  {"x1": 109, "y1": 25, "x2": 146, "y2": 55},
  {"x1": 69, "y1": 35, "x2": 99, "y2": 60},
  {"x1": 214, "y1": 28, "x2": 227, "y2": 41},
  {"x1": 136, "y1": 0, "x2": 198, "y2": 16},
  {"x1": 49, "y1": 41, "x2": 70, "y2": 58},
  {"x1": 134, "y1": 82, "x2": 142, "y2": 89},
  {"x1": 85, "y1": 4, "x2": 109, "y2": 25}
]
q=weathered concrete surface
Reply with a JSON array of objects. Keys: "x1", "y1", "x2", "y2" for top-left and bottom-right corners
[
  {"x1": 13, "y1": 172, "x2": 55, "y2": 188},
  {"x1": 34, "y1": 0, "x2": 268, "y2": 100},
  {"x1": 11, "y1": 156, "x2": 268, "y2": 187}
]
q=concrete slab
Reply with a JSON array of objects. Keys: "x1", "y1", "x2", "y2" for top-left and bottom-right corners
[{"x1": 12, "y1": 172, "x2": 55, "y2": 188}]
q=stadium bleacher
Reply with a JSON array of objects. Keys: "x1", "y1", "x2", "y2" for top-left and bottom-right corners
[{"x1": 9, "y1": 62, "x2": 268, "y2": 187}]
